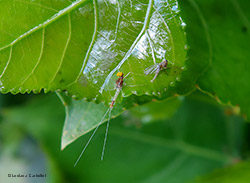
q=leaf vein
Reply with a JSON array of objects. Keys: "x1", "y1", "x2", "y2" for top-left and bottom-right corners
[
  {"x1": 100, "y1": 0, "x2": 154, "y2": 93},
  {"x1": 146, "y1": 30, "x2": 156, "y2": 64},
  {"x1": 13, "y1": 0, "x2": 59, "y2": 12},
  {"x1": 0, "y1": 46, "x2": 12, "y2": 78},
  {"x1": 66, "y1": 0, "x2": 98, "y2": 88},
  {"x1": 18, "y1": 28, "x2": 45, "y2": 88},
  {"x1": 111, "y1": 127, "x2": 234, "y2": 162},
  {"x1": 49, "y1": 13, "x2": 72, "y2": 85},
  {"x1": 0, "y1": 0, "x2": 87, "y2": 52},
  {"x1": 153, "y1": 6, "x2": 175, "y2": 65}
]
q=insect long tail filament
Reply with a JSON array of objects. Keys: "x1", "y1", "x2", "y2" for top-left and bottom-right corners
[
  {"x1": 74, "y1": 72, "x2": 126, "y2": 165},
  {"x1": 74, "y1": 108, "x2": 111, "y2": 167},
  {"x1": 101, "y1": 107, "x2": 112, "y2": 160}
]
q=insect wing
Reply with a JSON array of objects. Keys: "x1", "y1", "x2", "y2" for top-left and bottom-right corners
[{"x1": 144, "y1": 64, "x2": 158, "y2": 75}]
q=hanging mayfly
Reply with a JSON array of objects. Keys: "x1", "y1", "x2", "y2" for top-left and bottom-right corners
[
  {"x1": 110, "y1": 72, "x2": 124, "y2": 108},
  {"x1": 144, "y1": 59, "x2": 168, "y2": 82},
  {"x1": 74, "y1": 72, "x2": 129, "y2": 167}
]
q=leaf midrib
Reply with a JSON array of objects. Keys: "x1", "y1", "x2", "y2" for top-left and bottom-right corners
[
  {"x1": 111, "y1": 126, "x2": 235, "y2": 163},
  {"x1": 0, "y1": 0, "x2": 88, "y2": 52},
  {"x1": 100, "y1": 0, "x2": 154, "y2": 93}
]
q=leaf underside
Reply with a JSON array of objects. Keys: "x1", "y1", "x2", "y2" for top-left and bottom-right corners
[
  {"x1": 0, "y1": 0, "x2": 187, "y2": 104},
  {"x1": 180, "y1": 0, "x2": 250, "y2": 119}
]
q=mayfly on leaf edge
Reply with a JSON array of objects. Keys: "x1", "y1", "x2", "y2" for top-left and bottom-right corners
[{"x1": 74, "y1": 71, "x2": 130, "y2": 167}]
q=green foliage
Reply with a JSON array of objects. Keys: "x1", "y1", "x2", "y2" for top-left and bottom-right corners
[
  {"x1": 58, "y1": 92, "x2": 182, "y2": 149},
  {"x1": 0, "y1": 93, "x2": 245, "y2": 183},
  {"x1": 1, "y1": 0, "x2": 250, "y2": 182},
  {"x1": 0, "y1": 0, "x2": 187, "y2": 103},
  {"x1": 181, "y1": 0, "x2": 250, "y2": 119},
  {"x1": 57, "y1": 92, "x2": 124, "y2": 149},
  {"x1": 196, "y1": 161, "x2": 250, "y2": 183},
  {"x1": 129, "y1": 96, "x2": 182, "y2": 123}
]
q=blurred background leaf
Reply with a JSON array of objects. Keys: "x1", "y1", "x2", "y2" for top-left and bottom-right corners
[
  {"x1": 196, "y1": 161, "x2": 250, "y2": 183},
  {"x1": 128, "y1": 96, "x2": 182, "y2": 124},
  {"x1": 180, "y1": 0, "x2": 250, "y2": 119},
  {"x1": 0, "y1": 92, "x2": 247, "y2": 183}
]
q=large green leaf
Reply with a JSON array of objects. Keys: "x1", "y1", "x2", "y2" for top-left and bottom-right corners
[
  {"x1": 180, "y1": 0, "x2": 250, "y2": 119},
  {"x1": 1, "y1": 93, "x2": 245, "y2": 183},
  {"x1": 196, "y1": 161, "x2": 250, "y2": 183},
  {"x1": 0, "y1": 0, "x2": 188, "y2": 104}
]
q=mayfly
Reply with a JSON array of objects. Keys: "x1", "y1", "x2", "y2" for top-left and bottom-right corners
[
  {"x1": 110, "y1": 72, "x2": 124, "y2": 108},
  {"x1": 144, "y1": 59, "x2": 168, "y2": 82},
  {"x1": 74, "y1": 72, "x2": 129, "y2": 167}
]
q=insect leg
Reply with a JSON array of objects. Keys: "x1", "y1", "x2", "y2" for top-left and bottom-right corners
[
  {"x1": 124, "y1": 72, "x2": 131, "y2": 79},
  {"x1": 151, "y1": 68, "x2": 160, "y2": 82}
]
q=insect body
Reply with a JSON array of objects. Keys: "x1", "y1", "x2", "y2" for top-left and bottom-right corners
[
  {"x1": 74, "y1": 72, "x2": 128, "y2": 166},
  {"x1": 110, "y1": 72, "x2": 124, "y2": 108},
  {"x1": 144, "y1": 59, "x2": 168, "y2": 82}
]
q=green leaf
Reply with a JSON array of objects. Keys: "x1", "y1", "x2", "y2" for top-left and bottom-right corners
[
  {"x1": 1, "y1": 93, "x2": 245, "y2": 183},
  {"x1": 0, "y1": 0, "x2": 188, "y2": 103},
  {"x1": 129, "y1": 96, "x2": 182, "y2": 123},
  {"x1": 196, "y1": 161, "x2": 250, "y2": 183},
  {"x1": 0, "y1": 94, "x2": 68, "y2": 182},
  {"x1": 181, "y1": 0, "x2": 250, "y2": 119},
  {"x1": 57, "y1": 92, "x2": 124, "y2": 149},
  {"x1": 65, "y1": 95, "x2": 244, "y2": 183},
  {"x1": 57, "y1": 91, "x2": 164, "y2": 149},
  {"x1": 176, "y1": 0, "x2": 212, "y2": 94}
]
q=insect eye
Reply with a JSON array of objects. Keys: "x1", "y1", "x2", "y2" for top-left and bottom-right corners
[{"x1": 116, "y1": 72, "x2": 123, "y2": 77}]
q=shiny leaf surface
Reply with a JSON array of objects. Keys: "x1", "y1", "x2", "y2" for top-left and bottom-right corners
[{"x1": 0, "y1": 0, "x2": 187, "y2": 104}]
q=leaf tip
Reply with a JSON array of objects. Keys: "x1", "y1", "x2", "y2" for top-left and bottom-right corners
[
  {"x1": 61, "y1": 131, "x2": 71, "y2": 150},
  {"x1": 61, "y1": 140, "x2": 68, "y2": 151}
]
